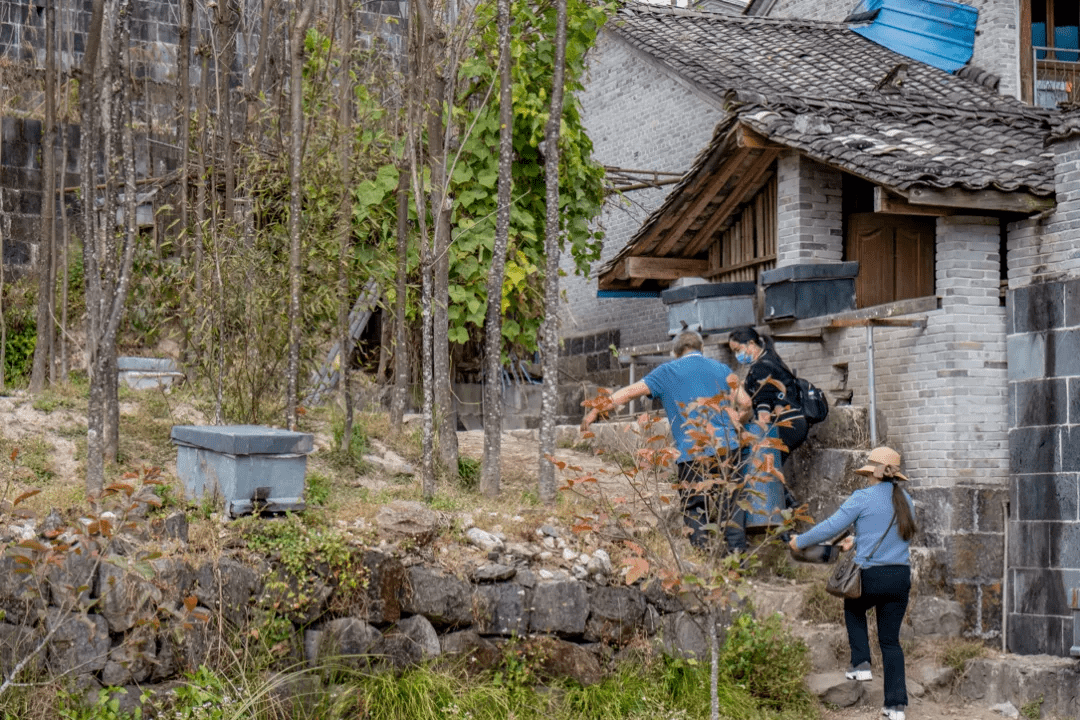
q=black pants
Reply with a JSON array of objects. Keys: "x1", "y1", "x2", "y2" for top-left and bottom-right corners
[
  {"x1": 845, "y1": 565, "x2": 911, "y2": 708},
  {"x1": 678, "y1": 460, "x2": 747, "y2": 551}
]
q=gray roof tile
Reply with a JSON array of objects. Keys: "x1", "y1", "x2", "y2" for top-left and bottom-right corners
[{"x1": 610, "y1": 2, "x2": 1055, "y2": 195}]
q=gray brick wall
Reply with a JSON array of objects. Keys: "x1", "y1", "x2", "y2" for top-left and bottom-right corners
[
  {"x1": 560, "y1": 31, "x2": 726, "y2": 349},
  {"x1": 1004, "y1": 135, "x2": 1080, "y2": 656},
  {"x1": 776, "y1": 152, "x2": 843, "y2": 265},
  {"x1": 770, "y1": 213, "x2": 1008, "y2": 639},
  {"x1": 763, "y1": 0, "x2": 1019, "y2": 99}
]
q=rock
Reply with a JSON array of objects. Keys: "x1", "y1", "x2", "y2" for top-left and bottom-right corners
[
  {"x1": 317, "y1": 617, "x2": 380, "y2": 664},
  {"x1": 402, "y1": 566, "x2": 472, "y2": 627},
  {"x1": 395, "y1": 615, "x2": 441, "y2": 659},
  {"x1": 562, "y1": 547, "x2": 578, "y2": 563},
  {"x1": 0, "y1": 622, "x2": 42, "y2": 678},
  {"x1": 571, "y1": 565, "x2": 588, "y2": 580},
  {"x1": 789, "y1": 624, "x2": 846, "y2": 673},
  {"x1": 45, "y1": 610, "x2": 110, "y2": 675},
  {"x1": 656, "y1": 609, "x2": 731, "y2": 661},
  {"x1": 806, "y1": 673, "x2": 864, "y2": 707},
  {"x1": 914, "y1": 661, "x2": 956, "y2": 689},
  {"x1": 101, "y1": 628, "x2": 156, "y2": 686},
  {"x1": 530, "y1": 580, "x2": 588, "y2": 637},
  {"x1": 991, "y1": 702, "x2": 1019, "y2": 718},
  {"x1": 37, "y1": 509, "x2": 65, "y2": 536},
  {"x1": 359, "y1": 550, "x2": 405, "y2": 624},
  {"x1": 194, "y1": 557, "x2": 260, "y2": 629},
  {"x1": 472, "y1": 564, "x2": 516, "y2": 582},
  {"x1": 907, "y1": 679, "x2": 926, "y2": 698},
  {"x1": 909, "y1": 596, "x2": 964, "y2": 638},
  {"x1": 439, "y1": 629, "x2": 501, "y2": 672},
  {"x1": 541, "y1": 537, "x2": 555, "y2": 550},
  {"x1": 149, "y1": 511, "x2": 189, "y2": 543},
  {"x1": 523, "y1": 636, "x2": 602, "y2": 686},
  {"x1": 0, "y1": 551, "x2": 47, "y2": 624},
  {"x1": 465, "y1": 528, "x2": 504, "y2": 554},
  {"x1": 153, "y1": 607, "x2": 212, "y2": 680},
  {"x1": 538, "y1": 569, "x2": 555, "y2": 579},
  {"x1": 586, "y1": 549, "x2": 612, "y2": 575},
  {"x1": 539, "y1": 525, "x2": 560, "y2": 538},
  {"x1": 375, "y1": 501, "x2": 440, "y2": 544},
  {"x1": 264, "y1": 671, "x2": 323, "y2": 718},
  {"x1": 473, "y1": 583, "x2": 530, "y2": 636},
  {"x1": 150, "y1": 557, "x2": 197, "y2": 602},
  {"x1": 46, "y1": 545, "x2": 97, "y2": 610},
  {"x1": 257, "y1": 565, "x2": 332, "y2": 626},
  {"x1": 504, "y1": 542, "x2": 540, "y2": 561},
  {"x1": 99, "y1": 555, "x2": 163, "y2": 633},
  {"x1": 585, "y1": 585, "x2": 647, "y2": 645},
  {"x1": 366, "y1": 440, "x2": 416, "y2": 476}
]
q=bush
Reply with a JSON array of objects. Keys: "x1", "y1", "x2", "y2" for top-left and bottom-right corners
[{"x1": 720, "y1": 612, "x2": 815, "y2": 712}]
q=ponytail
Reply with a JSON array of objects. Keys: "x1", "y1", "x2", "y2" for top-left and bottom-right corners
[{"x1": 891, "y1": 482, "x2": 917, "y2": 541}]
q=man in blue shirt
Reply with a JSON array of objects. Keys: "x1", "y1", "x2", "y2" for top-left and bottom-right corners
[{"x1": 580, "y1": 331, "x2": 746, "y2": 550}]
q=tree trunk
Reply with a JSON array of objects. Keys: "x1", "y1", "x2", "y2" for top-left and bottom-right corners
[
  {"x1": 285, "y1": 0, "x2": 316, "y2": 431},
  {"x1": 390, "y1": 170, "x2": 410, "y2": 427},
  {"x1": 427, "y1": 72, "x2": 458, "y2": 477},
  {"x1": 336, "y1": 0, "x2": 355, "y2": 452},
  {"x1": 195, "y1": 49, "x2": 210, "y2": 400},
  {"x1": 81, "y1": 0, "x2": 107, "y2": 496},
  {"x1": 30, "y1": 0, "x2": 57, "y2": 394},
  {"x1": 538, "y1": 0, "x2": 569, "y2": 503},
  {"x1": 406, "y1": 6, "x2": 436, "y2": 497},
  {"x1": 177, "y1": 0, "x2": 192, "y2": 262},
  {"x1": 480, "y1": 0, "x2": 514, "y2": 497},
  {"x1": 213, "y1": 2, "x2": 237, "y2": 223}
]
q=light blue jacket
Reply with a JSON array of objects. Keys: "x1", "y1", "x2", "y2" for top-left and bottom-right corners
[{"x1": 796, "y1": 481, "x2": 913, "y2": 567}]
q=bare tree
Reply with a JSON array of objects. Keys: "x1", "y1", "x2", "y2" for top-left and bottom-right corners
[
  {"x1": 538, "y1": 0, "x2": 570, "y2": 503},
  {"x1": 30, "y1": 0, "x2": 58, "y2": 393},
  {"x1": 285, "y1": 0, "x2": 316, "y2": 431},
  {"x1": 336, "y1": 0, "x2": 356, "y2": 451},
  {"x1": 390, "y1": 170, "x2": 410, "y2": 427},
  {"x1": 480, "y1": 0, "x2": 514, "y2": 497}
]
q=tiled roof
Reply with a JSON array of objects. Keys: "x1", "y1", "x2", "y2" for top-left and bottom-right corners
[{"x1": 610, "y1": 3, "x2": 1055, "y2": 196}]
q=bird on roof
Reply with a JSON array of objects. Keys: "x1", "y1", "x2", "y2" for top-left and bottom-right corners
[{"x1": 874, "y1": 62, "x2": 908, "y2": 94}]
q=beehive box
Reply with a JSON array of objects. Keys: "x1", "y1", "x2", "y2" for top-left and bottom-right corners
[
  {"x1": 171, "y1": 425, "x2": 313, "y2": 516},
  {"x1": 660, "y1": 281, "x2": 757, "y2": 336}
]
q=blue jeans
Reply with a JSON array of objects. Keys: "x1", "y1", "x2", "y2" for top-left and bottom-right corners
[{"x1": 845, "y1": 565, "x2": 911, "y2": 708}]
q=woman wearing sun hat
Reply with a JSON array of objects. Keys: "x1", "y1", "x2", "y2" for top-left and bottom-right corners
[{"x1": 787, "y1": 447, "x2": 918, "y2": 720}]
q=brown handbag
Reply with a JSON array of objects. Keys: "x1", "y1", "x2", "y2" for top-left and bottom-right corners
[{"x1": 824, "y1": 514, "x2": 895, "y2": 599}]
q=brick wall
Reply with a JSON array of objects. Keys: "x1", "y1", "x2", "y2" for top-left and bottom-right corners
[
  {"x1": 775, "y1": 152, "x2": 843, "y2": 266},
  {"x1": 762, "y1": 0, "x2": 1019, "y2": 99},
  {"x1": 1004, "y1": 134, "x2": 1080, "y2": 656},
  {"x1": 560, "y1": 31, "x2": 727, "y2": 349}
]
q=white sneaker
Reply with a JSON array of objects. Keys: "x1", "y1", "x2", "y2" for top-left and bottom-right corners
[
  {"x1": 845, "y1": 662, "x2": 872, "y2": 681},
  {"x1": 882, "y1": 705, "x2": 906, "y2": 720}
]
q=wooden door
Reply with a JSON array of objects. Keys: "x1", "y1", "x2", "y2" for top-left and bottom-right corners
[{"x1": 847, "y1": 213, "x2": 936, "y2": 308}]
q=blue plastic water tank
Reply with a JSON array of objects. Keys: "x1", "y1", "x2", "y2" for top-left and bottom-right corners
[{"x1": 851, "y1": 0, "x2": 978, "y2": 74}]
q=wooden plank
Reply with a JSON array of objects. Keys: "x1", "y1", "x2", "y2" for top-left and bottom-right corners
[
  {"x1": 624, "y1": 256, "x2": 710, "y2": 280},
  {"x1": 684, "y1": 151, "x2": 779, "y2": 257},
  {"x1": 704, "y1": 253, "x2": 777, "y2": 277},
  {"x1": 829, "y1": 317, "x2": 928, "y2": 328},
  {"x1": 651, "y1": 147, "x2": 753, "y2": 258},
  {"x1": 904, "y1": 186, "x2": 1055, "y2": 214},
  {"x1": 874, "y1": 186, "x2": 954, "y2": 216},
  {"x1": 1019, "y1": 0, "x2": 1033, "y2": 103}
]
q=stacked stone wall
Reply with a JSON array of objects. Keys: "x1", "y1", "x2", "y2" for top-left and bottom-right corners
[{"x1": 561, "y1": 32, "x2": 727, "y2": 349}]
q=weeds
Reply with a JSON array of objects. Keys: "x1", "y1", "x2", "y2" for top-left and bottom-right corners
[
  {"x1": 941, "y1": 638, "x2": 987, "y2": 676},
  {"x1": 1020, "y1": 695, "x2": 1044, "y2": 720},
  {"x1": 720, "y1": 612, "x2": 816, "y2": 713},
  {"x1": 800, "y1": 582, "x2": 844, "y2": 624}
]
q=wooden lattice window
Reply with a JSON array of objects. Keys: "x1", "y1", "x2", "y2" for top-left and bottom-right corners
[{"x1": 707, "y1": 175, "x2": 777, "y2": 284}]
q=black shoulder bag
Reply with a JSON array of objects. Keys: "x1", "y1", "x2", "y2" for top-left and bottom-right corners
[{"x1": 825, "y1": 514, "x2": 896, "y2": 599}]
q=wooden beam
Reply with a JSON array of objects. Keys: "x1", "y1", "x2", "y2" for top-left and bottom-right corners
[
  {"x1": 904, "y1": 186, "x2": 1055, "y2": 214},
  {"x1": 874, "y1": 187, "x2": 953, "y2": 216},
  {"x1": 684, "y1": 150, "x2": 779, "y2": 257},
  {"x1": 650, "y1": 146, "x2": 753, "y2": 258},
  {"x1": 830, "y1": 317, "x2": 927, "y2": 329},
  {"x1": 1019, "y1": 0, "x2": 1033, "y2": 104},
  {"x1": 624, "y1": 256, "x2": 710, "y2": 280},
  {"x1": 737, "y1": 125, "x2": 781, "y2": 149}
]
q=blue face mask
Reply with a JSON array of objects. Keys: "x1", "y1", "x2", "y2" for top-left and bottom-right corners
[{"x1": 735, "y1": 351, "x2": 753, "y2": 365}]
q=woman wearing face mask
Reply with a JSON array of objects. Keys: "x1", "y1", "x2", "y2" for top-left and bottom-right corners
[{"x1": 727, "y1": 326, "x2": 808, "y2": 466}]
